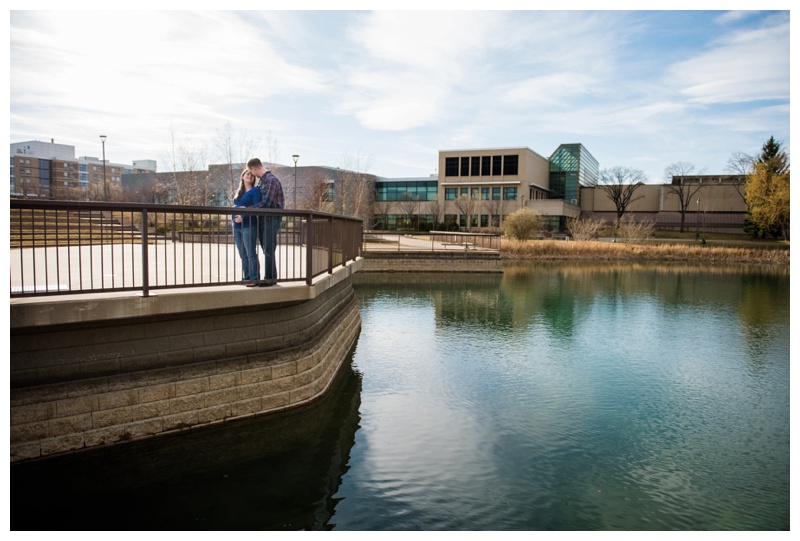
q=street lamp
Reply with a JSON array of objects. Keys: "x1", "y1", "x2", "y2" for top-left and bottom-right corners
[
  {"x1": 99, "y1": 135, "x2": 107, "y2": 200},
  {"x1": 292, "y1": 154, "x2": 299, "y2": 209},
  {"x1": 696, "y1": 197, "x2": 700, "y2": 240}
]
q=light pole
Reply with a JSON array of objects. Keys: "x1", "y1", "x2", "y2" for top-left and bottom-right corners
[
  {"x1": 292, "y1": 154, "x2": 299, "y2": 209},
  {"x1": 695, "y1": 197, "x2": 700, "y2": 240},
  {"x1": 100, "y1": 135, "x2": 107, "y2": 200}
]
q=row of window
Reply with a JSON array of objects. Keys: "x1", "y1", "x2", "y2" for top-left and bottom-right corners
[
  {"x1": 444, "y1": 186, "x2": 518, "y2": 200},
  {"x1": 374, "y1": 213, "x2": 515, "y2": 230},
  {"x1": 444, "y1": 155, "x2": 519, "y2": 177},
  {"x1": 375, "y1": 181, "x2": 438, "y2": 201}
]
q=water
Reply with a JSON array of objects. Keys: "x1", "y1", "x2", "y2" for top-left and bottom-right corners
[{"x1": 11, "y1": 262, "x2": 790, "y2": 530}]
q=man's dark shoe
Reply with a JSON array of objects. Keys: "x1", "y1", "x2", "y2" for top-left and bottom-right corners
[
  {"x1": 258, "y1": 280, "x2": 277, "y2": 287},
  {"x1": 245, "y1": 281, "x2": 259, "y2": 287}
]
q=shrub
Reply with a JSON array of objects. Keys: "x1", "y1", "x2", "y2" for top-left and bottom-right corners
[
  {"x1": 566, "y1": 217, "x2": 605, "y2": 241},
  {"x1": 502, "y1": 208, "x2": 542, "y2": 241},
  {"x1": 616, "y1": 216, "x2": 655, "y2": 243}
]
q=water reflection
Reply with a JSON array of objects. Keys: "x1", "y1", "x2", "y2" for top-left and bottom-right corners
[
  {"x1": 344, "y1": 263, "x2": 789, "y2": 530},
  {"x1": 12, "y1": 348, "x2": 363, "y2": 531},
  {"x1": 12, "y1": 263, "x2": 789, "y2": 531}
]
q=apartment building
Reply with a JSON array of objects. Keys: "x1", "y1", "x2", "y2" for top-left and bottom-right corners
[{"x1": 10, "y1": 139, "x2": 156, "y2": 199}]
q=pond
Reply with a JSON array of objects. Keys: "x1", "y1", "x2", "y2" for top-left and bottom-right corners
[{"x1": 11, "y1": 262, "x2": 790, "y2": 530}]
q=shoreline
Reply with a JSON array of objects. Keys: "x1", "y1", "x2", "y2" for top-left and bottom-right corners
[{"x1": 499, "y1": 239, "x2": 789, "y2": 266}]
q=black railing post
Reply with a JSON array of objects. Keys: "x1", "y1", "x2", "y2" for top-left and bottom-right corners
[
  {"x1": 306, "y1": 212, "x2": 314, "y2": 285},
  {"x1": 141, "y1": 208, "x2": 150, "y2": 296},
  {"x1": 328, "y1": 216, "x2": 334, "y2": 274}
]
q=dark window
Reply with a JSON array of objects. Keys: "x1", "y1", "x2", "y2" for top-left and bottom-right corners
[
  {"x1": 460, "y1": 157, "x2": 469, "y2": 177},
  {"x1": 460, "y1": 187, "x2": 469, "y2": 197},
  {"x1": 471, "y1": 156, "x2": 480, "y2": 176},
  {"x1": 481, "y1": 156, "x2": 491, "y2": 176},
  {"x1": 445, "y1": 187, "x2": 457, "y2": 200},
  {"x1": 492, "y1": 187, "x2": 501, "y2": 200},
  {"x1": 503, "y1": 155, "x2": 519, "y2": 176},
  {"x1": 503, "y1": 187, "x2": 518, "y2": 200},
  {"x1": 481, "y1": 187, "x2": 489, "y2": 200},
  {"x1": 492, "y1": 156, "x2": 502, "y2": 175},
  {"x1": 445, "y1": 157, "x2": 459, "y2": 177}
]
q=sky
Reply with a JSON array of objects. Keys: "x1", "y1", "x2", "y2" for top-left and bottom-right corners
[{"x1": 7, "y1": 4, "x2": 792, "y2": 184}]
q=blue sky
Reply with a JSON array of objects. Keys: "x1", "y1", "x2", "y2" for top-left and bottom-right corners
[{"x1": 8, "y1": 6, "x2": 791, "y2": 183}]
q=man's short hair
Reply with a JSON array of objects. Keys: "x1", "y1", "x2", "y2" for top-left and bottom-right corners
[{"x1": 246, "y1": 157, "x2": 263, "y2": 169}]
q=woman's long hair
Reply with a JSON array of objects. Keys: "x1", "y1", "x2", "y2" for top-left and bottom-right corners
[{"x1": 234, "y1": 169, "x2": 250, "y2": 200}]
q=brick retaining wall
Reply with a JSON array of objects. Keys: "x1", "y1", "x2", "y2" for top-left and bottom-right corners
[{"x1": 10, "y1": 279, "x2": 361, "y2": 462}]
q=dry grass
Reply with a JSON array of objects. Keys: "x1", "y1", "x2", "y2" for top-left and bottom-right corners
[{"x1": 501, "y1": 239, "x2": 789, "y2": 265}]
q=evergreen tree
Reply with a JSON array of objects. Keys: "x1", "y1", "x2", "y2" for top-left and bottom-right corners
[{"x1": 745, "y1": 136, "x2": 790, "y2": 240}]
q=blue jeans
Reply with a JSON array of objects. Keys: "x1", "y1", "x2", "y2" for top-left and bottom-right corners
[
  {"x1": 258, "y1": 216, "x2": 281, "y2": 282},
  {"x1": 234, "y1": 225, "x2": 260, "y2": 281}
]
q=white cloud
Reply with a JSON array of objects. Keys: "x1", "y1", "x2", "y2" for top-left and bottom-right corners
[
  {"x1": 501, "y1": 73, "x2": 601, "y2": 107},
  {"x1": 334, "y1": 11, "x2": 510, "y2": 131},
  {"x1": 8, "y1": 10, "x2": 789, "y2": 180},
  {"x1": 668, "y1": 18, "x2": 789, "y2": 104},
  {"x1": 10, "y1": 12, "x2": 328, "y2": 141}
]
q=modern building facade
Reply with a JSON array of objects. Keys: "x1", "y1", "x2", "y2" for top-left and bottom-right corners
[
  {"x1": 370, "y1": 145, "x2": 597, "y2": 231},
  {"x1": 377, "y1": 145, "x2": 745, "y2": 233},
  {"x1": 11, "y1": 140, "x2": 156, "y2": 199}
]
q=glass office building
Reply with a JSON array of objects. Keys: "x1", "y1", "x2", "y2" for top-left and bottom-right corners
[{"x1": 548, "y1": 144, "x2": 599, "y2": 206}]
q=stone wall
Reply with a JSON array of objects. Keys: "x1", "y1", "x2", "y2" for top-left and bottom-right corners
[
  {"x1": 361, "y1": 251, "x2": 503, "y2": 273},
  {"x1": 10, "y1": 277, "x2": 361, "y2": 462}
]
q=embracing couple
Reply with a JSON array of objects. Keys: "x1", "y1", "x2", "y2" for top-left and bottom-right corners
[{"x1": 232, "y1": 157, "x2": 285, "y2": 287}]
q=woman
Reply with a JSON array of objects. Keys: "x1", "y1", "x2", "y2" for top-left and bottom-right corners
[{"x1": 232, "y1": 169, "x2": 262, "y2": 283}]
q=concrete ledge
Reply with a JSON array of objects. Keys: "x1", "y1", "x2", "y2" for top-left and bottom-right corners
[{"x1": 10, "y1": 258, "x2": 363, "y2": 329}]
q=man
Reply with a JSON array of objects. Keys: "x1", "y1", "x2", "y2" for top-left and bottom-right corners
[{"x1": 247, "y1": 157, "x2": 285, "y2": 287}]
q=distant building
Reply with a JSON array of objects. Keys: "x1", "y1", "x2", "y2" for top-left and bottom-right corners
[
  {"x1": 15, "y1": 138, "x2": 747, "y2": 233},
  {"x1": 10, "y1": 139, "x2": 156, "y2": 199}
]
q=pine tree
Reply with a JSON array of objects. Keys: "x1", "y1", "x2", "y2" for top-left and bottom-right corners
[{"x1": 745, "y1": 136, "x2": 790, "y2": 240}]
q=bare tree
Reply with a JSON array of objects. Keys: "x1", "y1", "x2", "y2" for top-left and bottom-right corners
[
  {"x1": 263, "y1": 131, "x2": 282, "y2": 169},
  {"x1": 337, "y1": 152, "x2": 376, "y2": 224},
  {"x1": 372, "y1": 200, "x2": 392, "y2": 230},
  {"x1": 454, "y1": 195, "x2": 480, "y2": 232},
  {"x1": 428, "y1": 199, "x2": 445, "y2": 229},
  {"x1": 396, "y1": 195, "x2": 420, "y2": 230},
  {"x1": 664, "y1": 162, "x2": 705, "y2": 233},
  {"x1": 163, "y1": 131, "x2": 218, "y2": 205},
  {"x1": 596, "y1": 166, "x2": 647, "y2": 227},
  {"x1": 213, "y1": 122, "x2": 257, "y2": 196},
  {"x1": 300, "y1": 169, "x2": 334, "y2": 213},
  {"x1": 726, "y1": 151, "x2": 754, "y2": 204},
  {"x1": 484, "y1": 198, "x2": 505, "y2": 230}
]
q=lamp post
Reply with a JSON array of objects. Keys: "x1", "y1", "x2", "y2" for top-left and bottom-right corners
[
  {"x1": 100, "y1": 135, "x2": 107, "y2": 200},
  {"x1": 695, "y1": 197, "x2": 700, "y2": 240},
  {"x1": 292, "y1": 154, "x2": 299, "y2": 209}
]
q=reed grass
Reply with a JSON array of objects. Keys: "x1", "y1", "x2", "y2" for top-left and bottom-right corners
[{"x1": 500, "y1": 239, "x2": 789, "y2": 265}]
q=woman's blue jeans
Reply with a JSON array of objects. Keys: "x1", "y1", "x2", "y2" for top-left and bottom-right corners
[{"x1": 234, "y1": 225, "x2": 260, "y2": 281}]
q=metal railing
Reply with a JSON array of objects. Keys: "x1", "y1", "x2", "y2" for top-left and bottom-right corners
[
  {"x1": 10, "y1": 199, "x2": 362, "y2": 297},
  {"x1": 362, "y1": 230, "x2": 501, "y2": 252}
]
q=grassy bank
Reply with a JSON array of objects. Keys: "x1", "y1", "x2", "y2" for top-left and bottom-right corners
[{"x1": 500, "y1": 239, "x2": 789, "y2": 265}]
